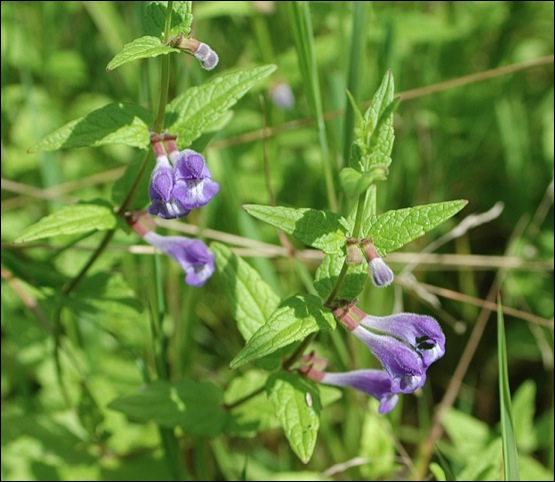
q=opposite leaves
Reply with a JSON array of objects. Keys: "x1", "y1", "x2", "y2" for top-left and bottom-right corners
[
  {"x1": 106, "y1": 36, "x2": 180, "y2": 71},
  {"x1": 107, "y1": 2, "x2": 193, "y2": 71},
  {"x1": 351, "y1": 70, "x2": 396, "y2": 172}
]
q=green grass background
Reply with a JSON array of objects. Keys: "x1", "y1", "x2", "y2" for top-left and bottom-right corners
[{"x1": 1, "y1": 1, "x2": 553, "y2": 480}]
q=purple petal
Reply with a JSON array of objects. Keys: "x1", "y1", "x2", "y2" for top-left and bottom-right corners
[
  {"x1": 172, "y1": 178, "x2": 220, "y2": 209},
  {"x1": 143, "y1": 233, "x2": 215, "y2": 287},
  {"x1": 351, "y1": 325, "x2": 426, "y2": 394},
  {"x1": 149, "y1": 160, "x2": 174, "y2": 201},
  {"x1": 147, "y1": 158, "x2": 192, "y2": 219},
  {"x1": 321, "y1": 369, "x2": 399, "y2": 414},
  {"x1": 147, "y1": 198, "x2": 190, "y2": 219},
  {"x1": 175, "y1": 150, "x2": 212, "y2": 180},
  {"x1": 360, "y1": 313, "x2": 445, "y2": 368},
  {"x1": 369, "y1": 258, "x2": 394, "y2": 287}
]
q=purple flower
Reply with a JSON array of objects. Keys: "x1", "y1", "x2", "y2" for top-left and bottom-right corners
[
  {"x1": 359, "y1": 313, "x2": 445, "y2": 368},
  {"x1": 143, "y1": 232, "x2": 215, "y2": 287},
  {"x1": 147, "y1": 145, "x2": 219, "y2": 219},
  {"x1": 321, "y1": 369, "x2": 399, "y2": 414},
  {"x1": 148, "y1": 155, "x2": 190, "y2": 219},
  {"x1": 334, "y1": 305, "x2": 444, "y2": 394},
  {"x1": 351, "y1": 325, "x2": 427, "y2": 393},
  {"x1": 170, "y1": 149, "x2": 220, "y2": 209}
]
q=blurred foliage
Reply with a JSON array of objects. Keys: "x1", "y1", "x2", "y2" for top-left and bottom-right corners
[{"x1": 1, "y1": 1, "x2": 553, "y2": 480}]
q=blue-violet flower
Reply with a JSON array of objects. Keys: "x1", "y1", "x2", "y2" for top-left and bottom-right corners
[
  {"x1": 306, "y1": 367, "x2": 399, "y2": 414},
  {"x1": 334, "y1": 304, "x2": 444, "y2": 394},
  {"x1": 147, "y1": 134, "x2": 219, "y2": 219},
  {"x1": 143, "y1": 231, "x2": 215, "y2": 287}
]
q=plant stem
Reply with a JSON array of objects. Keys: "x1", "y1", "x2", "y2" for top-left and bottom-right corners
[
  {"x1": 62, "y1": 2, "x2": 175, "y2": 298},
  {"x1": 282, "y1": 333, "x2": 317, "y2": 370},
  {"x1": 324, "y1": 184, "x2": 375, "y2": 307},
  {"x1": 222, "y1": 386, "x2": 266, "y2": 411},
  {"x1": 154, "y1": 0, "x2": 173, "y2": 133}
]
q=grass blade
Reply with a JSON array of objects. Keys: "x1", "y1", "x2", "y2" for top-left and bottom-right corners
[
  {"x1": 497, "y1": 294, "x2": 520, "y2": 481},
  {"x1": 287, "y1": 1, "x2": 337, "y2": 211}
]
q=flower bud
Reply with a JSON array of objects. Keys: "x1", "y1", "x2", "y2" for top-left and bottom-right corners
[
  {"x1": 171, "y1": 35, "x2": 219, "y2": 70},
  {"x1": 361, "y1": 238, "x2": 394, "y2": 287}
]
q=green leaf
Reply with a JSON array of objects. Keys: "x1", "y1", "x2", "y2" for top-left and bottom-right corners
[
  {"x1": 359, "y1": 399, "x2": 396, "y2": 479},
  {"x1": 15, "y1": 202, "x2": 117, "y2": 243},
  {"x1": 28, "y1": 103, "x2": 152, "y2": 152},
  {"x1": 266, "y1": 372, "x2": 321, "y2": 464},
  {"x1": 314, "y1": 253, "x2": 367, "y2": 301},
  {"x1": 230, "y1": 294, "x2": 335, "y2": 369},
  {"x1": 243, "y1": 204, "x2": 349, "y2": 254},
  {"x1": 170, "y1": 1, "x2": 194, "y2": 35},
  {"x1": 106, "y1": 36, "x2": 180, "y2": 71},
  {"x1": 362, "y1": 200, "x2": 468, "y2": 256},
  {"x1": 108, "y1": 378, "x2": 229, "y2": 437},
  {"x1": 443, "y1": 408, "x2": 491, "y2": 459},
  {"x1": 165, "y1": 64, "x2": 277, "y2": 146},
  {"x1": 497, "y1": 297, "x2": 520, "y2": 481},
  {"x1": 224, "y1": 370, "x2": 279, "y2": 437},
  {"x1": 512, "y1": 380, "x2": 537, "y2": 452},
  {"x1": 211, "y1": 242, "x2": 279, "y2": 341},
  {"x1": 74, "y1": 272, "x2": 143, "y2": 315},
  {"x1": 145, "y1": 1, "x2": 193, "y2": 38},
  {"x1": 352, "y1": 70, "x2": 396, "y2": 172},
  {"x1": 77, "y1": 384, "x2": 106, "y2": 442}
]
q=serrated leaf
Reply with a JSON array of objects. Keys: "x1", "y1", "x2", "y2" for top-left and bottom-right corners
[
  {"x1": 243, "y1": 204, "x2": 349, "y2": 254},
  {"x1": 145, "y1": 1, "x2": 193, "y2": 38},
  {"x1": 267, "y1": 372, "x2": 321, "y2": 464},
  {"x1": 15, "y1": 203, "x2": 117, "y2": 243},
  {"x1": 230, "y1": 294, "x2": 335, "y2": 369},
  {"x1": 165, "y1": 64, "x2": 277, "y2": 146},
  {"x1": 106, "y1": 36, "x2": 180, "y2": 71},
  {"x1": 108, "y1": 378, "x2": 229, "y2": 437},
  {"x1": 28, "y1": 103, "x2": 152, "y2": 152},
  {"x1": 211, "y1": 242, "x2": 280, "y2": 341},
  {"x1": 352, "y1": 70, "x2": 395, "y2": 172},
  {"x1": 362, "y1": 200, "x2": 468, "y2": 256},
  {"x1": 314, "y1": 253, "x2": 367, "y2": 301},
  {"x1": 170, "y1": 1, "x2": 193, "y2": 35}
]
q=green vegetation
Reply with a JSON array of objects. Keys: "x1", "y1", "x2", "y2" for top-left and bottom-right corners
[{"x1": 2, "y1": 2, "x2": 553, "y2": 480}]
